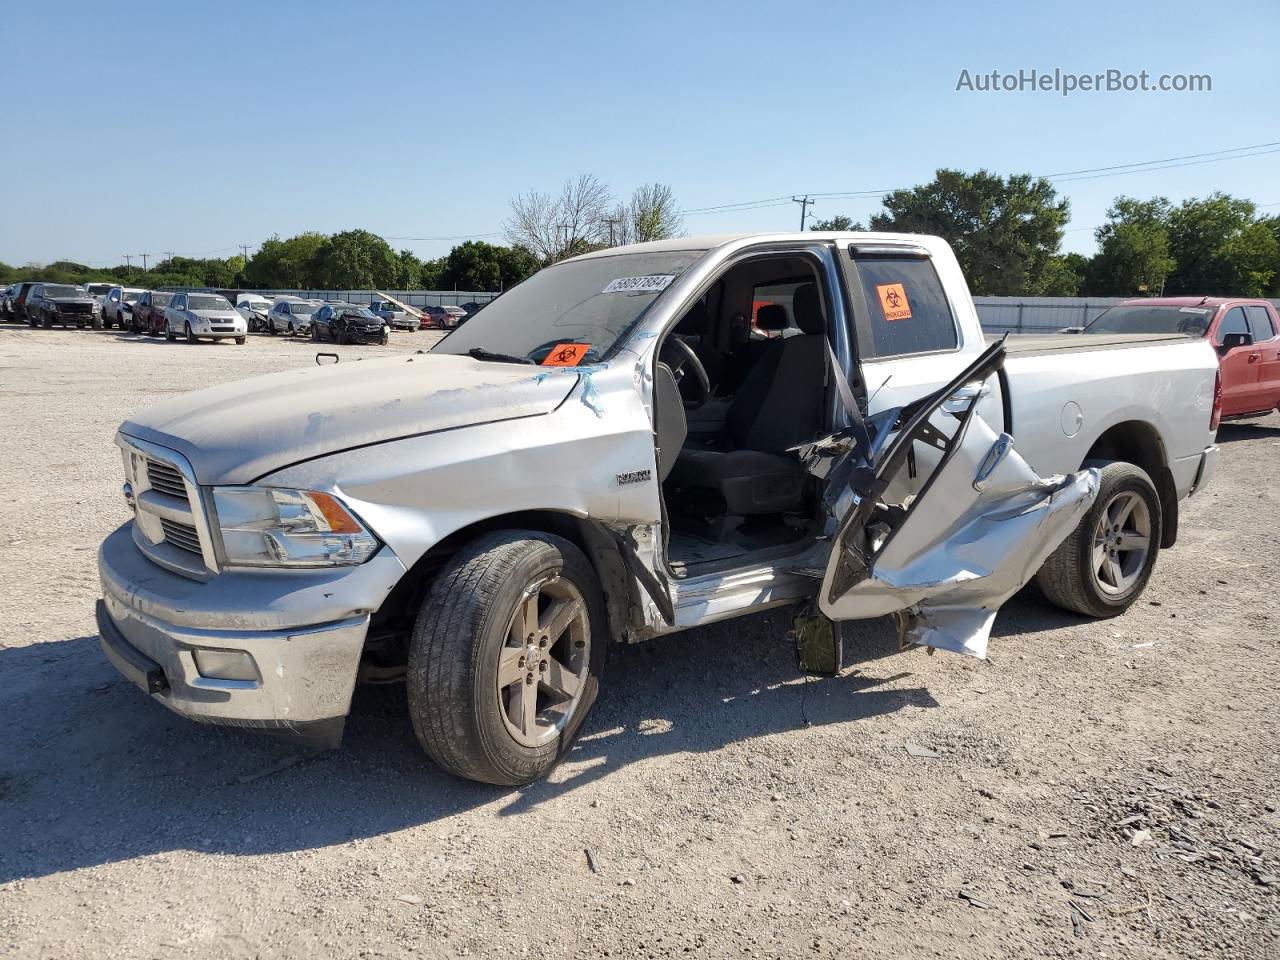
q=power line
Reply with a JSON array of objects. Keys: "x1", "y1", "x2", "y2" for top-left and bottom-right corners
[{"x1": 791, "y1": 195, "x2": 815, "y2": 229}]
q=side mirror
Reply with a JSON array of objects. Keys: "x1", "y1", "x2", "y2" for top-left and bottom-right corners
[{"x1": 1220, "y1": 332, "x2": 1253, "y2": 351}]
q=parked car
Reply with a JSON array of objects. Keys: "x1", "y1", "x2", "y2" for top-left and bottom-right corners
[
  {"x1": 441, "y1": 305, "x2": 467, "y2": 327},
  {"x1": 310, "y1": 303, "x2": 389, "y2": 345},
  {"x1": 3, "y1": 281, "x2": 42, "y2": 323},
  {"x1": 132, "y1": 291, "x2": 176, "y2": 335},
  {"x1": 370, "y1": 299, "x2": 420, "y2": 331},
  {"x1": 101, "y1": 287, "x2": 146, "y2": 329},
  {"x1": 233, "y1": 294, "x2": 273, "y2": 332},
  {"x1": 85, "y1": 282, "x2": 115, "y2": 301},
  {"x1": 94, "y1": 231, "x2": 1220, "y2": 785},
  {"x1": 1084, "y1": 297, "x2": 1280, "y2": 421},
  {"x1": 264, "y1": 297, "x2": 318, "y2": 336},
  {"x1": 27, "y1": 283, "x2": 98, "y2": 328},
  {"x1": 162, "y1": 292, "x2": 247, "y2": 344},
  {"x1": 417, "y1": 305, "x2": 450, "y2": 329}
]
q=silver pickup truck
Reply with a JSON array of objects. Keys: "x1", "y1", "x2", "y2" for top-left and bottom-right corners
[{"x1": 96, "y1": 232, "x2": 1220, "y2": 785}]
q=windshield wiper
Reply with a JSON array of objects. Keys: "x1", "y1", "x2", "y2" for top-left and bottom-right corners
[{"x1": 467, "y1": 347, "x2": 535, "y2": 365}]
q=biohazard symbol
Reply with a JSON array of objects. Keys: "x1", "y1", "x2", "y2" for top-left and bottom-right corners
[
  {"x1": 875, "y1": 283, "x2": 912, "y2": 322},
  {"x1": 541, "y1": 342, "x2": 591, "y2": 366}
]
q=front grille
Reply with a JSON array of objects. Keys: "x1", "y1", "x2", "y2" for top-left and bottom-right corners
[
  {"x1": 58, "y1": 303, "x2": 92, "y2": 314},
  {"x1": 160, "y1": 518, "x2": 202, "y2": 555},
  {"x1": 211, "y1": 326, "x2": 235, "y2": 332},
  {"x1": 146, "y1": 459, "x2": 188, "y2": 500}
]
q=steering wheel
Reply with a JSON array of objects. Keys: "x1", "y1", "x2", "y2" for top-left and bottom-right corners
[{"x1": 660, "y1": 337, "x2": 712, "y2": 410}]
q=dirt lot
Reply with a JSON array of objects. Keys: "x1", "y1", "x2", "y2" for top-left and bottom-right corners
[{"x1": 0, "y1": 325, "x2": 1277, "y2": 959}]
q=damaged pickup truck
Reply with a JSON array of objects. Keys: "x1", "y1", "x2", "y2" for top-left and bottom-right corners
[{"x1": 96, "y1": 232, "x2": 1221, "y2": 785}]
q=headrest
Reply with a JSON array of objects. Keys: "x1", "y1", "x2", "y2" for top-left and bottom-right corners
[
  {"x1": 756, "y1": 303, "x2": 788, "y2": 331},
  {"x1": 792, "y1": 283, "x2": 824, "y2": 335},
  {"x1": 675, "y1": 300, "x2": 708, "y2": 335}
]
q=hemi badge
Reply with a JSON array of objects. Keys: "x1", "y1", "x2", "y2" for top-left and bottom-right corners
[{"x1": 616, "y1": 469, "x2": 651, "y2": 486}]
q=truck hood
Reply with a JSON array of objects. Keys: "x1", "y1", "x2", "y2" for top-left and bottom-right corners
[{"x1": 120, "y1": 353, "x2": 579, "y2": 485}]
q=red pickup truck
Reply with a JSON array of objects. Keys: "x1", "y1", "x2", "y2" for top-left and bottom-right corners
[{"x1": 1086, "y1": 297, "x2": 1280, "y2": 421}]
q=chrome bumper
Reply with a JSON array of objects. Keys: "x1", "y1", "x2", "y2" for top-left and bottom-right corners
[{"x1": 96, "y1": 522, "x2": 407, "y2": 744}]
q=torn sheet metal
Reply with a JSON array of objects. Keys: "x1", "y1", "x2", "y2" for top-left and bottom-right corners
[{"x1": 814, "y1": 340, "x2": 1099, "y2": 658}]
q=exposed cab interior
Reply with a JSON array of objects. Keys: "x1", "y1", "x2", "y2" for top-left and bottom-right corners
[{"x1": 654, "y1": 254, "x2": 835, "y2": 576}]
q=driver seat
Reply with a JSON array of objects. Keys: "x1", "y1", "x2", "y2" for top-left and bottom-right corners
[{"x1": 667, "y1": 283, "x2": 827, "y2": 515}]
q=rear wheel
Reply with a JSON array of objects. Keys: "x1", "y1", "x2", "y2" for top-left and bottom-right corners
[
  {"x1": 407, "y1": 531, "x2": 605, "y2": 785},
  {"x1": 1036, "y1": 460, "x2": 1161, "y2": 618}
]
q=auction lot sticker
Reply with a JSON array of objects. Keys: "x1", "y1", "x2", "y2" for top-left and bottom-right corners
[
  {"x1": 876, "y1": 283, "x2": 912, "y2": 322},
  {"x1": 603, "y1": 275, "x2": 676, "y2": 294},
  {"x1": 542, "y1": 343, "x2": 591, "y2": 366}
]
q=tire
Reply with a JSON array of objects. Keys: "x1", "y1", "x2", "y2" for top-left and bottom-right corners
[
  {"x1": 266, "y1": 319, "x2": 277, "y2": 336},
  {"x1": 166, "y1": 324, "x2": 176, "y2": 342},
  {"x1": 1036, "y1": 459, "x2": 1162, "y2": 618},
  {"x1": 287, "y1": 322, "x2": 295, "y2": 336},
  {"x1": 407, "y1": 531, "x2": 606, "y2": 785},
  {"x1": 185, "y1": 321, "x2": 198, "y2": 344},
  {"x1": 310, "y1": 324, "x2": 320, "y2": 342},
  {"x1": 235, "y1": 336, "x2": 246, "y2": 345}
]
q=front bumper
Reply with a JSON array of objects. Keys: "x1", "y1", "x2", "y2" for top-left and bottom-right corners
[{"x1": 96, "y1": 522, "x2": 407, "y2": 745}]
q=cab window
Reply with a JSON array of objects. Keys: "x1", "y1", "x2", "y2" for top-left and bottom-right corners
[
  {"x1": 841, "y1": 253, "x2": 959, "y2": 359},
  {"x1": 1245, "y1": 305, "x2": 1276, "y2": 342},
  {"x1": 1217, "y1": 307, "x2": 1249, "y2": 344}
]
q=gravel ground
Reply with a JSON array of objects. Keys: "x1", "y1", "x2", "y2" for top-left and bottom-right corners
[{"x1": 0, "y1": 325, "x2": 1277, "y2": 959}]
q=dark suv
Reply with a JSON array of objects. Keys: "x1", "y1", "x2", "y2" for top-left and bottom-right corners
[
  {"x1": 3, "y1": 281, "x2": 41, "y2": 323},
  {"x1": 310, "y1": 303, "x2": 389, "y2": 344},
  {"x1": 28, "y1": 283, "x2": 99, "y2": 329}
]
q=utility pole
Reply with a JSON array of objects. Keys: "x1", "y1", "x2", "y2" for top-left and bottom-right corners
[
  {"x1": 602, "y1": 217, "x2": 623, "y2": 247},
  {"x1": 122, "y1": 254, "x2": 132, "y2": 268},
  {"x1": 139, "y1": 254, "x2": 149, "y2": 272},
  {"x1": 239, "y1": 244, "x2": 252, "y2": 260},
  {"x1": 556, "y1": 223, "x2": 571, "y2": 257},
  {"x1": 791, "y1": 195, "x2": 815, "y2": 230},
  {"x1": 163, "y1": 251, "x2": 175, "y2": 263}
]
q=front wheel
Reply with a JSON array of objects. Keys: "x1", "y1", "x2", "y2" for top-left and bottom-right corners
[
  {"x1": 235, "y1": 336, "x2": 246, "y2": 345},
  {"x1": 165, "y1": 324, "x2": 176, "y2": 342},
  {"x1": 1036, "y1": 460, "x2": 1161, "y2": 618},
  {"x1": 185, "y1": 321, "x2": 198, "y2": 344},
  {"x1": 407, "y1": 531, "x2": 605, "y2": 785}
]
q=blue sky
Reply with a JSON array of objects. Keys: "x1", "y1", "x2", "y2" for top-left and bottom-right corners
[{"x1": 3, "y1": 0, "x2": 1277, "y2": 267}]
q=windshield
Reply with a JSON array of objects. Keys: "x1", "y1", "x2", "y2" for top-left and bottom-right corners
[
  {"x1": 188, "y1": 295, "x2": 233, "y2": 311},
  {"x1": 243, "y1": 299, "x2": 269, "y2": 310},
  {"x1": 45, "y1": 285, "x2": 83, "y2": 298},
  {"x1": 289, "y1": 302, "x2": 317, "y2": 315},
  {"x1": 1085, "y1": 304, "x2": 1214, "y2": 337},
  {"x1": 153, "y1": 293, "x2": 174, "y2": 307},
  {"x1": 433, "y1": 250, "x2": 704, "y2": 364},
  {"x1": 87, "y1": 284, "x2": 113, "y2": 295},
  {"x1": 338, "y1": 307, "x2": 377, "y2": 320}
]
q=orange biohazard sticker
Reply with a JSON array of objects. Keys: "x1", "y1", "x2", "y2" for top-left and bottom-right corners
[
  {"x1": 875, "y1": 283, "x2": 912, "y2": 322},
  {"x1": 541, "y1": 343, "x2": 591, "y2": 366}
]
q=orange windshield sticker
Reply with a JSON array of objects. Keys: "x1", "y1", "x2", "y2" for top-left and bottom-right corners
[
  {"x1": 875, "y1": 283, "x2": 912, "y2": 322},
  {"x1": 541, "y1": 343, "x2": 591, "y2": 366}
]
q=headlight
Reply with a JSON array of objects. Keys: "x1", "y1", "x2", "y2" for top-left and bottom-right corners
[{"x1": 211, "y1": 487, "x2": 380, "y2": 567}]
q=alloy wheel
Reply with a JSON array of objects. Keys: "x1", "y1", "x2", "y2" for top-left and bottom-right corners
[
  {"x1": 1091, "y1": 490, "x2": 1151, "y2": 596},
  {"x1": 495, "y1": 575, "x2": 591, "y2": 748}
]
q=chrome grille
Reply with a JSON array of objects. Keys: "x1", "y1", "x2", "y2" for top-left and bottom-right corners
[
  {"x1": 147, "y1": 459, "x2": 188, "y2": 500},
  {"x1": 160, "y1": 518, "x2": 202, "y2": 555}
]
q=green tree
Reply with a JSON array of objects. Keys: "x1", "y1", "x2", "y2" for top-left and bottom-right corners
[
  {"x1": 242, "y1": 232, "x2": 327, "y2": 288},
  {"x1": 306, "y1": 229, "x2": 399, "y2": 289},
  {"x1": 1083, "y1": 196, "x2": 1176, "y2": 296},
  {"x1": 809, "y1": 215, "x2": 860, "y2": 231},
  {"x1": 1034, "y1": 252, "x2": 1088, "y2": 296},
  {"x1": 1166, "y1": 193, "x2": 1278, "y2": 296},
  {"x1": 438, "y1": 242, "x2": 541, "y2": 291},
  {"x1": 869, "y1": 169, "x2": 1070, "y2": 295}
]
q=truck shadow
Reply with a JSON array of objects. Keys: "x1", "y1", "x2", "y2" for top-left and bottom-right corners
[
  {"x1": 0, "y1": 611, "x2": 931, "y2": 883},
  {"x1": 1215, "y1": 419, "x2": 1280, "y2": 444}
]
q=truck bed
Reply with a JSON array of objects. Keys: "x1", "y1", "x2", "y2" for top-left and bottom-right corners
[{"x1": 988, "y1": 332, "x2": 1201, "y2": 356}]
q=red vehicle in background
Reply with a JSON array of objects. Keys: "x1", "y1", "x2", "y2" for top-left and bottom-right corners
[
  {"x1": 132, "y1": 291, "x2": 174, "y2": 334},
  {"x1": 1086, "y1": 297, "x2": 1280, "y2": 421}
]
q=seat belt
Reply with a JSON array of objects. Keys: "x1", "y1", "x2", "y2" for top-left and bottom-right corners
[{"x1": 824, "y1": 337, "x2": 871, "y2": 453}]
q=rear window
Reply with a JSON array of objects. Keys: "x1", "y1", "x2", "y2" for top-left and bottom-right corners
[
  {"x1": 1087, "y1": 305, "x2": 1212, "y2": 336},
  {"x1": 843, "y1": 255, "x2": 958, "y2": 358}
]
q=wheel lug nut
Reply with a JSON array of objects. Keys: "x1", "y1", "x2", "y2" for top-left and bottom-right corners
[{"x1": 525, "y1": 673, "x2": 534, "y2": 684}]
